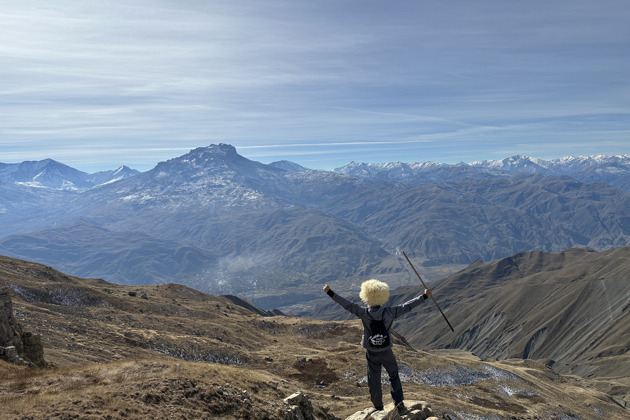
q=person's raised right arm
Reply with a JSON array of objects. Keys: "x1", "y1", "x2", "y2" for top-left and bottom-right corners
[{"x1": 323, "y1": 284, "x2": 362, "y2": 317}]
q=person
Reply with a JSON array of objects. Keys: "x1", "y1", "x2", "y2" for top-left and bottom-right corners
[{"x1": 323, "y1": 279, "x2": 431, "y2": 414}]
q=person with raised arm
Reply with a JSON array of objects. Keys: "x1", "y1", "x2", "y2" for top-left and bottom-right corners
[{"x1": 323, "y1": 280, "x2": 431, "y2": 414}]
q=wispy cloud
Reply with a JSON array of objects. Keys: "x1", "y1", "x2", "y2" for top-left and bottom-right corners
[{"x1": 1, "y1": 0, "x2": 629, "y2": 171}]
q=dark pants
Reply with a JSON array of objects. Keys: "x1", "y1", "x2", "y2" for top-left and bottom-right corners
[{"x1": 366, "y1": 348, "x2": 403, "y2": 409}]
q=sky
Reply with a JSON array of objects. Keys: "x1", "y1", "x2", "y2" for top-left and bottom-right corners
[{"x1": 1, "y1": 0, "x2": 629, "y2": 173}]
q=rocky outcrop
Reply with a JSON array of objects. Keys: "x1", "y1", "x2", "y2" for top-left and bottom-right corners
[
  {"x1": 345, "y1": 401, "x2": 436, "y2": 420},
  {"x1": 283, "y1": 391, "x2": 315, "y2": 420},
  {"x1": 282, "y1": 391, "x2": 339, "y2": 420},
  {"x1": 0, "y1": 285, "x2": 46, "y2": 366},
  {"x1": 280, "y1": 391, "x2": 437, "y2": 420}
]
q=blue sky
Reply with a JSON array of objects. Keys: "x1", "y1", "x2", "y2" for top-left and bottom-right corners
[{"x1": 1, "y1": 0, "x2": 629, "y2": 172}]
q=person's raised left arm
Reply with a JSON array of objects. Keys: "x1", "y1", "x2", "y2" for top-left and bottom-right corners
[{"x1": 390, "y1": 288, "x2": 432, "y2": 318}]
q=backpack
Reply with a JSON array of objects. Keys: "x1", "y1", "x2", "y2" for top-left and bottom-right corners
[{"x1": 368, "y1": 318, "x2": 390, "y2": 348}]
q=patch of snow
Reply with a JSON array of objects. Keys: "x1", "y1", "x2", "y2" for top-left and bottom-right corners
[
  {"x1": 16, "y1": 181, "x2": 46, "y2": 189},
  {"x1": 360, "y1": 363, "x2": 523, "y2": 387},
  {"x1": 454, "y1": 412, "x2": 504, "y2": 420},
  {"x1": 497, "y1": 385, "x2": 537, "y2": 397}
]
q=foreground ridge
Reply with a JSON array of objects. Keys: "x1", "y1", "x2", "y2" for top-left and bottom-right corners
[{"x1": 0, "y1": 255, "x2": 628, "y2": 419}]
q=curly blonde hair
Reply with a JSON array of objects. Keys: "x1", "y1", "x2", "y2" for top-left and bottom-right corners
[{"x1": 359, "y1": 279, "x2": 390, "y2": 306}]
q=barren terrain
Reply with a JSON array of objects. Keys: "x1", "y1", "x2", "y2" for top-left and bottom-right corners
[{"x1": 1, "y1": 256, "x2": 628, "y2": 419}]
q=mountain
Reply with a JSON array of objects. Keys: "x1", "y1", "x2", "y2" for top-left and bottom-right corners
[
  {"x1": 0, "y1": 180, "x2": 73, "y2": 232},
  {"x1": 0, "y1": 146, "x2": 400, "y2": 306},
  {"x1": 0, "y1": 158, "x2": 91, "y2": 190},
  {"x1": 269, "y1": 160, "x2": 309, "y2": 173},
  {"x1": 403, "y1": 247, "x2": 630, "y2": 379},
  {"x1": 334, "y1": 161, "x2": 500, "y2": 185},
  {"x1": 1, "y1": 255, "x2": 628, "y2": 418},
  {"x1": 0, "y1": 158, "x2": 139, "y2": 191},
  {"x1": 335, "y1": 154, "x2": 630, "y2": 190},
  {"x1": 1, "y1": 146, "x2": 630, "y2": 310},
  {"x1": 314, "y1": 173, "x2": 630, "y2": 265},
  {"x1": 471, "y1": 154, "x2": 630, "y2": 178},
  {"x1": 0, "y1": 222, "x2": 221, "y2": 286},
  {"x1": 86, "y1": 165, "x2": 140, "y2": 186}
]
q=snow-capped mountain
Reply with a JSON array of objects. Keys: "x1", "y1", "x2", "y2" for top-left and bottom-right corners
[
  {"x1": 334, "y1": 160, "x2": 500, "y2": 184},
  {"x1": 0, "y1": 159, "x2": 139, "y2": 191},
  {"x1": 81, "y1": 144, "x2": 291, "y2": 210},
  {"x1": 269, "y1": 160, "x2": 308, "y2": 173},
  {"x1": 0, "y1": 159, "x2": 92, "y2": 190},
  {"x1": 335, "y1": 154, "x2": 630, "y2": 188},
  {"x1": 470, "y1": 155, "x2": 553, "y2": 173},
  {"x1": 2, "y1": 144, "x2": 630, "y2": 310},
  {"x1": 470, "y1": 154, "x2": 630, "y2": 175},
  {"x1": 87, "y1": 165, "x2": 140, "y2": 187}
]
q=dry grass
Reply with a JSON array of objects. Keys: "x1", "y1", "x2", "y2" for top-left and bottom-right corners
[
  {"x1": 2, "y1": 256, "x2": 629, "y2": 419},
  {"x1": 0, "y1": 359, "x2": 294, "y2": 420}
]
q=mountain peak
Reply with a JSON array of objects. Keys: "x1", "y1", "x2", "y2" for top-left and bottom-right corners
[
  {"x1": 269, "y1": 160, "x2": 308, "y2": 173},
  {"x1": 193, "y1": 143, "x2": 238, "y2": 157}
]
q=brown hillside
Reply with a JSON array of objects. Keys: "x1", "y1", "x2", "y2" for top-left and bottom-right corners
[
  {"x1": 1, "y1": 255, "x2": 628, "y2": 419},
  {"x1": 388, "y1": 247, "x2": 630, "y2": 408}
]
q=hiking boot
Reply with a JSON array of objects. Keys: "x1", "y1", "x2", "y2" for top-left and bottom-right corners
[{"x1": 396, "y1": 402, "x2": 407, "y2": 414}]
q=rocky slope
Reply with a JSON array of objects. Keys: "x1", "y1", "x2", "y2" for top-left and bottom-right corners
[{"x1": 1, "y1": 255, "x2": 628, "y2": 419}]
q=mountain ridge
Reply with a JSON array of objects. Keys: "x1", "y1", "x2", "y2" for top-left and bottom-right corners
[
  {"x1": 335, "y1": 153, "x2": 630, "y2": 188},
  {"x1": 1, "y1": 144, "x2": 630, "y2": 309},
  {"x1": 0, "y1": 158, "x2": 139, "y2": 191}
]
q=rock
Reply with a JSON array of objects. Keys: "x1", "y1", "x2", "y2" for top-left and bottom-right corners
[
  {"x1": 0, "y1": 345, "x2": 21, "y2": 364},
  {"x1": 0, "y1": 286, "x2": 46, "y2": 366},
  {"x1": 370, "y1": 410, "x2": 399, "y2": 420},
  {"x1": 344, "y1": 401, "x2": 433, "y2": 420},
  {"x1": 283, "y1": 391, "x2": 315, "y2": 420},
  {"x1": 345, "y1": 408, "x2": 378, "y2": 420},
  {"x1": 22, "y1": 331, "x2": 46, "y2": 367},
  {"x1": 284, "y1": 404, "x2": 307, "y2": 420},
  {"x1": 1, "y1": 286, "x2": 25, "y2": 353}
]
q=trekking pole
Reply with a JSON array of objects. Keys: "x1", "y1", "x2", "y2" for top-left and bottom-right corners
[{"x1": 402, "y1": 251, "x2": 455, "y2": 332}]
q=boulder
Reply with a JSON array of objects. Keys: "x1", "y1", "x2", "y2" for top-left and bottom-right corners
[
  {"x1": 22, "y1": 331, "x2": 46, "y2": 367},
  {"x1": 0, "y1": 345, "x2": 21, "y2": 364},
  {"x1": 0, "y1": 286, "x2": 46, "y2": 367},
  {"x1": 283, "y1": 391, "x2": 315, "y2": 420},
  {"x1": 345, "y1": 408, "x2": 378, "y2": 420},
  {"x1": 0, "y1": 286, "x2": 24, "y2": 351},
  {"x1": 344, "y1": 401, "x2": 434, "y2": 420},
  {"x1": 282, "y1": 391, "x2": 340, "y2": 420}
]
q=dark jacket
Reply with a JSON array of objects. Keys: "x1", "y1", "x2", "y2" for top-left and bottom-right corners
[{"x1": 329, "y1": 290, "x2": 427, "y2": 352}]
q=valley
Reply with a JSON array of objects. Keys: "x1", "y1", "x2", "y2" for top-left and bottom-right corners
[{"x1": 1, "y1": 146, "x2": 630, "y2": 311}]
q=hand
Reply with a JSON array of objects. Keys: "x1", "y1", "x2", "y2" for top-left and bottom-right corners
[
  {"x1": 323, "y1": 284, "x2": 330, "y2": 293},
  {"x1": 424, "y1": 288, "x2": 432, "y2": 298}
]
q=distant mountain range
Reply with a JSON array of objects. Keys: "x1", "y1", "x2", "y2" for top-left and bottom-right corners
[
  {"x1": 1, "y1": 145, "x2": 630, "y2": 309},
  {"x1": 0, "y1": 158, "x2": 139, "y2": 191},
  {"x1": 335, "y1": 154, "x2": 630, "y2": 190}
]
